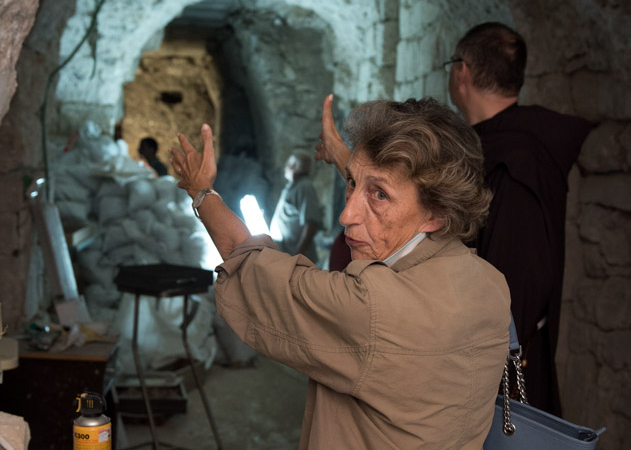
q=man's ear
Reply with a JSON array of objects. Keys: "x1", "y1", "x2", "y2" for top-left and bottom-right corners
[{"x1": 454, "y1": 61, "x2": 471, "y2": 87}]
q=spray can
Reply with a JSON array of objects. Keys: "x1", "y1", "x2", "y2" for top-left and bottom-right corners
[{"x1": 73, "y1": 392, "x2": 112, "y2": 450}]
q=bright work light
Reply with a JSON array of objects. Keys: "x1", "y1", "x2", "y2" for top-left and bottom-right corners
[{"x1": 240, "y1": 194, "x2": 270, "y2": 235}]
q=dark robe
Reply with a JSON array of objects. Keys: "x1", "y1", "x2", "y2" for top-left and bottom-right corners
[
  {"x1": 329, "y1": 230, "x2": 352, "y2": 271},
  {"x1": 473, "y1": 103, "x2": 594, "y2": 416}
]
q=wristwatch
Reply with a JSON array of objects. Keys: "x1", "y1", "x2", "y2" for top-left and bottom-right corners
[{"x1": 192, "y1": 188, "x2": 221, "y2": 218}]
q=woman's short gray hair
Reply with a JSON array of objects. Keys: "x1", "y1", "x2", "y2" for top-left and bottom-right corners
[{"x1": 343, "y1": 97, "x2": 491, "y2": 241}]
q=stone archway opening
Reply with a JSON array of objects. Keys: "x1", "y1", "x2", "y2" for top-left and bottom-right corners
[{"x1": 120, "y1": 35, "x2": 222, "y2": 178}]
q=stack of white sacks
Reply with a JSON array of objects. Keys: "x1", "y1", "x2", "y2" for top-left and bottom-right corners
[{"x1": 51, "y1": 121, "x2": 221, "y2": 374}]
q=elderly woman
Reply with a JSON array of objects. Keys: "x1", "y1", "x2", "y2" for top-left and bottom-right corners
[{"x1": 170, "y1": 96, "x2": 510, "y2": 449}]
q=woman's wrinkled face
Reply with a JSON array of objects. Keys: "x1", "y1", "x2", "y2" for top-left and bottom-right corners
[{"x1": 340, "y1": 149, "x2": 442, "y2": 261}]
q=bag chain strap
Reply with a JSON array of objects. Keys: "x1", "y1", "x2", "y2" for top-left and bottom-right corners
[
  {"x1": 511, "y1": 354, "x2": 528, "y2": 405},
  {"x1": 501, "y1": 353, "x2": 529, "y2": 436}
]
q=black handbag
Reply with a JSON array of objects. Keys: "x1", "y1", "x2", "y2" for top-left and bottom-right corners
[{"x1": 483, "y1": 316, "x2": 605, "y2": 449}]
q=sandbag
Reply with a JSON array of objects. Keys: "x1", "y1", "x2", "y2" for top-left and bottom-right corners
[
  {"x1": 53, "y1": 174, "x2": 90, "y2": 202},
  {"x1": 77, "y1": 249, "x2": 115, "y2": 287},
  {"x1": 84, "y1": 282, "x2": 120, "y2": 309},
  {"x1": 153, "y1": 175, "x2": 178, "y2": 203},
  {"x1": 97, "y1": 196, "x2": 128, "y2": 224},
  {"x1": 127, "y1": 178, "x2": 157, "y2": 212},
  {"x1": 56, "y1": 200, "x2": 91, "y2": 228},
  {"x1": 102, "y1": 223, "x2": 132, "y2": 253}
]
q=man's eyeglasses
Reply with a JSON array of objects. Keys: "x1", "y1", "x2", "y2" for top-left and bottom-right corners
[{"x1": 442, "y1": 57, "x2": 463, "y2": 72}]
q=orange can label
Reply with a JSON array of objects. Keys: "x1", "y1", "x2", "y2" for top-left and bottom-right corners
[{"x1": 73, "y1": 424, "x2": 111, "y2": 449}]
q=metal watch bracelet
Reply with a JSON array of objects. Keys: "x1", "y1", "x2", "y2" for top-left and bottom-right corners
[{"x1": 192, "y1": 188, "x2": 221, "y2": 218}]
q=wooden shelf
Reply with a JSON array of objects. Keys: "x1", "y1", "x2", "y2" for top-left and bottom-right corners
[{"x1": 18, "y1": 339, "x2": 117, "y2": 362}]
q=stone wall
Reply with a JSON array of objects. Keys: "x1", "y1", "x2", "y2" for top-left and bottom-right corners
[
  {"x1": 120, "y1": 37, "x2": 221, "y2": 177},
  {"x1": 0, "y1": 0, "x2": 38, "y2": 125},
  {"x1": 0, "y1": 0, "x2": 39, "y2": 331},
  {"x1": 222, "y1": 6, "x2": 336, "y2": 230},
  {"x1": 513, "y1": 2, "x2": 631, "y2": 449},
  {"x1": 241, "y1": 0, "x2": 391, "y2": 107},
  {"x1": 395, "y1": 0, "x2": 512, "y2": 103},
  {"x1": 0, "y1": 0, "x2": 76, "y2": 332}
]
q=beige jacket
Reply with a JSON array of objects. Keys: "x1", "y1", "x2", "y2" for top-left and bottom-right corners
[{"x1": 216, "y1": 234, "x2": 510, "y2": 450}]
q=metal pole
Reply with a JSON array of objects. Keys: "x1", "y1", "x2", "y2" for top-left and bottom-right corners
[
  {"x1": 132, "y1": 293, "x2": 161, "y2": 450},
  {"x1": 181, "y1": 295, "x2": 223, "y2": 449}
]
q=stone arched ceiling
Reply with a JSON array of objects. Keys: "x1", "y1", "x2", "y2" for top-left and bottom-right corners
[
  {"x1": 54, "y1": 0, "x2": 202, "y2": 135},
  {"x1": 51, "y1": 0, "x2": 390, "y2": 232},
  {"x1": 53, "y1": 0, "x2": 386, "y2": 136},
  {"x1": 250, "y1": 0, "x2": 388, "y2": 104}
]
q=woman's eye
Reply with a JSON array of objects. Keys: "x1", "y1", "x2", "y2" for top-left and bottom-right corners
[
  {"x1": 346, "y1": 177, "x2": 356, "y2": 188},
  {"x1": 376, "y1": 190, "x2": 387, "y2": 200}
]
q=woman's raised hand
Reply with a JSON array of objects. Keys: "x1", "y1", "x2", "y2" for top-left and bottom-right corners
[
  {"x1": 170, "y1": 123, "x2": 217, "y2": 197},
  {"x1": 315, "y1": 94, "x2": 351, "y2": 175}
]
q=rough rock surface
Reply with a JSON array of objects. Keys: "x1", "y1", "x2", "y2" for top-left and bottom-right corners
[{"x1": 0, "y1": 0, "x2": 38, "y2": 124}]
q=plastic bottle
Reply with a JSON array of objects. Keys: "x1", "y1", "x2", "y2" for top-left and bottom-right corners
[{"x1": 73, "y1": 392, "x2": 111, "y2": 450}]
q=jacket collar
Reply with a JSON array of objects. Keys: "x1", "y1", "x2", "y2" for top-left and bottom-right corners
[
  {"x1": 344, "y1": 235, "x2": 461, "y2": 277},
  {"x1": 389, "y1": 235, "x2": 459, "y2": 272}
]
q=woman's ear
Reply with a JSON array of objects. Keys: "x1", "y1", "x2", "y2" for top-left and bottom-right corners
[{"x1": 420, "y1": 216, "x2": 444, "y2": 233}]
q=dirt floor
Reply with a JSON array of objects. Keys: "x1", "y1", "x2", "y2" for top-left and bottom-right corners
[{"x1": 119, "y1": 356, "x2": 308, "y2": 450}]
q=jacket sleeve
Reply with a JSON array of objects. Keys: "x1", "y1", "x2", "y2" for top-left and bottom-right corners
[{"x1": 215, "y1": 235, "x2": 373, "y2": 394}]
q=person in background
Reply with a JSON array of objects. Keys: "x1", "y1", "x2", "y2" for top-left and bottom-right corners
[
  {"x1": 269, "y1": 150, "x2": 321, "y2": 263},
  {"x1": 169, "y1": 96, "x2": 511, "y2": 449},
  {"x1": 446, "y1": 22, "x2": 594, "y2": 415},
  {"x1": 138, "y1": 137, "x2": 168, "y2": 177}
]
